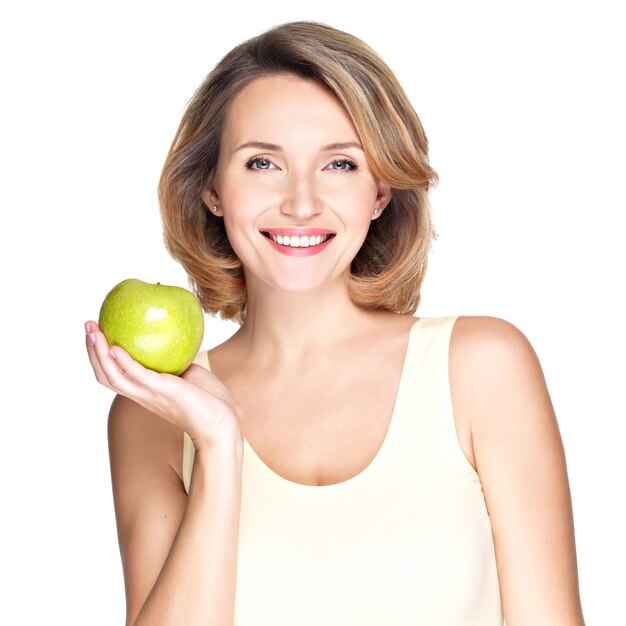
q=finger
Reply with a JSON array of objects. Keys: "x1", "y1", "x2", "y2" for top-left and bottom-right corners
[
  {"x1": 87, "y1": 320, "x2": 179, "y2": 405},
  {"x1": 85, "y1": 323, "x2": 114, "y2": 390},
  {"x1": 108, "y1": 345, "x2": 188, "y2": 410},
  {"x1": 108, "y1": 344, "x2": 168, "y2": 390},
  {"x1": 106, "y1": 346, "x2": 191, "y2": 420},
  {"x1": 90, "y1": 327, "x2": 132, "y2": 391},
  {"x1": 87, "y1": 330, "x2": 165, "y2": 410}
]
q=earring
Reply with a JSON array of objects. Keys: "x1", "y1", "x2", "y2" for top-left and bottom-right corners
[
  {"x1": 212, "y1": 206, "x2": 219, "y2": 213},
  {"x1": 373, "y1": 208, "x2": 381, "y2": 216}
]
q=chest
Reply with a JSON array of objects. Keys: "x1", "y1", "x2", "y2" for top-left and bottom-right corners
[{"x1": 227, "y1": 352, "x2": 406, "y2": 487}]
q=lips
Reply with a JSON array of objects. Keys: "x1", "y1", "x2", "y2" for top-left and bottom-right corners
[{"x1": 260, "y1": 228, "x2": 336, "y2": 255}]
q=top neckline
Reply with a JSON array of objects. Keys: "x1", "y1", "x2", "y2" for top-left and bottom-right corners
[{"x1": 202, "y1": 316, "x2": 425, "y2": 491}]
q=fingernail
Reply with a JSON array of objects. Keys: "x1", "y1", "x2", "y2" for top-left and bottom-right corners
[
  {"x1": 89, "y1": 333, "x2": 96, "y2": 346},
  {"x1": 84, "y1": 322, "x2": 90, "y2": 334}
]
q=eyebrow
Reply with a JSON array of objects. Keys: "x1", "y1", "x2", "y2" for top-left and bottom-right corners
[{"x1": 233, "y1": 141, "x2": 363, "y2": 153}]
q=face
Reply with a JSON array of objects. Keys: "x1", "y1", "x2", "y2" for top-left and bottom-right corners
[{"x1": 203, "y1": 73, "x2": 392, "y2": 294}]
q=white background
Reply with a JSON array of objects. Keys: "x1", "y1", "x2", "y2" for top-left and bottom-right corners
[{"x1": 1, "y1": 1, "x2": 623, "y2": 623}]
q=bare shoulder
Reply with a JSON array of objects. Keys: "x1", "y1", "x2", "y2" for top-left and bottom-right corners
[
  {"x1": 448, "y1": 315, "x2": 553, "y2": 469},
  {"x1": 449, "y1": 314, "x2": 546, "y2": 404},
  {"x1": 449, "y1": 314, "x2": 538, "y2": 362},
  {"x1": 108, "y1": 394, "x2": 185, "y2": 484}
]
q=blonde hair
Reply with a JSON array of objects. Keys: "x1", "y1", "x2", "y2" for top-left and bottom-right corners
[{"x1": 159, "y1": 21, "x2": 438, "y2": 323}]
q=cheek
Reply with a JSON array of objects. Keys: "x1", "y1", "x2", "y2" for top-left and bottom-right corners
[
  {"x1": 337, "y1": 176, "x2": 378, "y2": 208},
  {"x1": 220, "y1": 174, "x2": 274, "y2": 225},
  {"x1": 221, "y1": 214, "x2": 250, "y2": 256},
  {"x1": 219, "y1": 182, "x2": 258, "y2": 230},
  {"x1": 220, "y1": 205, "x2": 261, "y2": 264},
  {"x1": 343, "y1": 190, "x2": 377, "y2": 227}
]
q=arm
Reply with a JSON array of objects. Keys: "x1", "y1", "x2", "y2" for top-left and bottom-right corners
[
  {"x1": 109, "y1": 396, "x2": 242, "y2": 626},
  {"x1": 449, "y1": 316, "x2": 585, "y2": 626},
  {"x1": 86, "y1": 322, "x2": 243, "y2": 626}
]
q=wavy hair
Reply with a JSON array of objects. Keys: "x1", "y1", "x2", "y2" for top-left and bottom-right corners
[{"x1": 159, "y1": 21, "x2": 438, "y2": 323}]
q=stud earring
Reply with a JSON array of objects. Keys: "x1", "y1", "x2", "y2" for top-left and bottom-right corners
[
  {"x1": 212, "y1": 206, "x2": 219, "y2": 213},
  {"x1": 373, "y1": 208, "x2": 381, "y2": 216}
]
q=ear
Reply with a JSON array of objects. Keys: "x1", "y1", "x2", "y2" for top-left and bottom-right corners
[
  {"x1": 201, "y1": 180, "x2": 222, "y2": 216},
  {"x1": 372, "y1": 181, "x2": 393, "y2": 218}
]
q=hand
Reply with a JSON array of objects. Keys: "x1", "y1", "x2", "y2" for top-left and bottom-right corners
[{"x1": 85, "y1": 321, "x2": 242, "y2": 450}]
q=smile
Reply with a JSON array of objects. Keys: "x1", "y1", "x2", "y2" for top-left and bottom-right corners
[
  {"x1": 269, "y1": 233, "x2": 331, "y2": 248},
  {"x1": 260, "y1": 229, "x2": 336, "y2": 256}
]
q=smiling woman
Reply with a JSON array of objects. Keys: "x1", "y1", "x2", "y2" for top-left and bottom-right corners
[{"x1": 85, "y1": 20, "x2": 585, "y2": 626}]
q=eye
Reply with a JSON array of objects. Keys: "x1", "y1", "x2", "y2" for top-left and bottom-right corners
[
  {"x1": 326, "y1": 159, "x2": 359, "y2": 172},
  {"x1": 245, "y1": 156, "x2": 276, "y2": 171}
]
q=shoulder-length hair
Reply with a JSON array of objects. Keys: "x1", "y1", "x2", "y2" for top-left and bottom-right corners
[{"x1": 159, "y1": 21, "x2": 438, "y2": 323}]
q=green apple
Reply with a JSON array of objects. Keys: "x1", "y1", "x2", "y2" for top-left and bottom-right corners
[{"x1": 98, "y1": 278, "x2": 204, "y2": 375}]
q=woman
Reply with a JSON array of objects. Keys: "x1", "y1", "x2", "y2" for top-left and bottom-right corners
[{"x1": 85, "y1": 21, "x2": 585, "y2": 625}]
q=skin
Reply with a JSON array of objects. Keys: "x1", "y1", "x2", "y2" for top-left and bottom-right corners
[{"x1": 85, "y1": 73, "x2": 585, "y2": 625}]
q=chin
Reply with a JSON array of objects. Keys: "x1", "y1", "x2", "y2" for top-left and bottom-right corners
[
  {"x1": 245, "y1": 264, "x2": 349, "y2": 297},
  {"x1": 262, "y1": 269, "x2": 346, "y2": 295},
  {"x1": 273, "y1": 277, "x2": 330, "y2": 293}
]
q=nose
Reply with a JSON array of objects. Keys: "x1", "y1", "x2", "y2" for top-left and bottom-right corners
[{"x1": 279, "y1": 173, "x2": 323, "y2": 220}]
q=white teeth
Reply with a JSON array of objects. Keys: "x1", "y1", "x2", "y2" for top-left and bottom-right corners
[{"x1": 270, "y1": 233, "x2": 330, "y2": 247}]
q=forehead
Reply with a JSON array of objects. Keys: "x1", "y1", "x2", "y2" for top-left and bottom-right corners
[{"x1": 221, "y1": 74, "x2": 359, "y2": 148}]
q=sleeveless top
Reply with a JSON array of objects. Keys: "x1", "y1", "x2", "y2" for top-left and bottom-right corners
[{"x1": 182, "y1": 316, "x2": 504, "y2": 625}]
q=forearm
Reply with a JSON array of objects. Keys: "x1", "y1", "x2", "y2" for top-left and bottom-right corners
[{"x1": 133, "y1": 439, "x2": 243, "y2": 626}]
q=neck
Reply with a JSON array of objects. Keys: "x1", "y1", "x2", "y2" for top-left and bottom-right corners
[{"x1": 234, "y1": 275, "x2": 375, "y2": 368}]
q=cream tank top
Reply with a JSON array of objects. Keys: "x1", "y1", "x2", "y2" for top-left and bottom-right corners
[{"x1": 182, "y1": 316, "x2": 503, "y2": 625}]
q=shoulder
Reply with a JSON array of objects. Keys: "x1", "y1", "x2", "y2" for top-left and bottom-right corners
[
  {"x1": 449, "y1": 313, "x2": 546, "y2": 393},
  {"x1": 449, "y1": 315, "x2": 543, "y2": 394},
  {"x1": 450, "y1": 314, "x2": 536, "y2": 359},
  {"x1": 448, "y1": 314, "x2": 561, "y2": 468},
  {"x1": 448, "y1": 315, "x2": 554, "y2": 465},
  {"x1": 108, "y1": 394, "x2": 185, "y2": 484}
]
